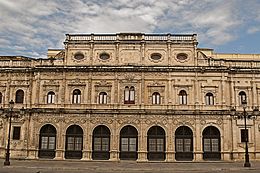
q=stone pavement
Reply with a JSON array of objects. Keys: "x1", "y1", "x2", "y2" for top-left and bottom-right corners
[{"x1": 1, "y1": 159, "x2": 260, "y2": 173}]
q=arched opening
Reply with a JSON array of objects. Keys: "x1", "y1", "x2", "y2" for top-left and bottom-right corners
[
  {"x1": 92, "y1": 125, "x2": 110, "y2": 160},
  {"x1": 175, "y1": 126, "x2": 193, "y2": 161},
  {"x1": 119, "y1": 125, "x2": 138, "y2": 160},
  {"x1": 72, "y1": 89, "x2": 81, "y2": 104},
  {"x1": 98, "y1": 92, "x2": 107, "y2": 104},
  {"x1": 15, "y1": 89, "x2": 24, "y2": 103},
  {"x1": 38, "y1": 124, "x2": 56, "y2": 159},
  {"x1": 179, "y1": 90, "x2": 187, "y2": 105},
  {"x1": 239, "y1": 91, "x2": 247, "y2": 105},
  {"x1": 147, "y1": 126, "x2": 165, "y2": 161},
  {"x1": 205, "y1": 92, "x2": 214, "y2": 105},
  {"x1": 65, "y1": 125, "x2": 83, "y2": 159},
  {"x1": 152, "y1": 92, "x2": 160, "y2": 104},
  {"x1": 202, "y1": 126, "x2": 221, "y2": 160},
  {"x1": 47, "y1": 91, "x2": 55, "y2": 104}
]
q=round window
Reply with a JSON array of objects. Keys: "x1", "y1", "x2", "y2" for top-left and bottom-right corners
[
  {"x1": 150, "y1": 53, "x2": 162, "y2": 60},
  {"x1": 74, "y1": 52, "x2": 84, "y2": 60},
  {"x1": 176, "y1": 53, "x2": 188, "y2": 61},
  {"x1": 99, "y1": 52, "x2": 110, "y2": 60}
]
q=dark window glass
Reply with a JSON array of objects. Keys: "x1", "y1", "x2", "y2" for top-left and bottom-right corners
[
  {"x1": 74, "y1": 53, "x2": 84, "y2": 60},
  {"x1": 175, "y1": 126, "x2": 193, "y2": 161},
  {"x1": 92, "y1": 125, "x2": 110, "y2": 160},
  {"x1": 202, "y1": 126, "x2": 221, "y2": 160},
  {"x1": 15, "y1": 90, "x2": 24, "y2": 103},
  {"x1": 65, "y1": 125, "x2": 83, "y2": 159},
  {"x1": 147, "y1": 126, "x2": 165, "y2": 161},
  {"x1": 151, "y1": 53, "x2": 162, "y2": 60},
  {"x1": 239, "y1": 91, "x2": 247, "y2": 105},
  {"x1": 0, "y1": 92, "x2": 2, "y2": 103},
  {"x1": 12, "y1": 126, "x2": 21, "y2": 140},
  {"x1": 241, "y1": 129, "x2": 248, "y2": 142},
  {"x1": 99, "y1": 53, "x2": 110, "y2": 60},
  {"x1": 39, "y1": 124, "x2": 57, "y2": 158},
  {"x1": 177, "y1": 53, "x2": 188, "y2": 60},
  {"x1": 120, "y1": 125, "x2": 138, "y2": 160}
]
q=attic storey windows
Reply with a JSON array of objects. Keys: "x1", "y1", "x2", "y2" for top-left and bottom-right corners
[
  {"x1": 74, "y1": 52, "x2": 84, "y2": 60},
  {"x1": 124, "y1": 86, "x2": 135, "y2": 104}
]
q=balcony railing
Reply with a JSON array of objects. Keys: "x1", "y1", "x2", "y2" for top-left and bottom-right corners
[{"x1": 65, "y1": 33, "x2": 197, "y2": 43}]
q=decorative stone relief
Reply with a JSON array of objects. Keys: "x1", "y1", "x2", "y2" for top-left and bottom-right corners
[
  {"x1": 172, "y1": 115, "x2": 195, "y2": 126},
  {"x1": 68, "y1": 78, "x2": 86, "y2": 86},
  {"x1": 144, "y1": 115, "x2": 168, "y2": 126},
  {"x1": 199, "y1": 115, "x2": 223, "y2": 125},
  {"x1": 90, "y1": 116, "x2": 113, "y2": 124},
  {"x1": 117, "y1": 115, "x2": 141, "y2": 126}
]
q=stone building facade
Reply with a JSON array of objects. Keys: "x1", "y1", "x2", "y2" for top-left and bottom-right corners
[{"x1": 0, "y1": 33, "x2": 260, "y2": 162}]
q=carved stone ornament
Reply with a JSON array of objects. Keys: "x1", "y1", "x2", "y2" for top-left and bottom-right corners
[
  {"x1": 90, "y1": 116, "x2": 113, "y2": 124},
  {"x1": 68, "y1": 78, "x2": 86, "y2": 86},
  {"x1": 144, "y1": 115, "x2": 168, "y2": 126},
  {"x1": 117, "y1": 115, "x2": 141, "y2": 125},
  {"x1": 173, "y1": 115, "x2": 195, "y2": 126},
  {"x1": 200, "y1": 115, "x2": 223, "y2": 125}
]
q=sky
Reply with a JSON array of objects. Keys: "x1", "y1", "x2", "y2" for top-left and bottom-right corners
[{"x1": 0, "y1": 0, "x2": 260, "y2": 58}]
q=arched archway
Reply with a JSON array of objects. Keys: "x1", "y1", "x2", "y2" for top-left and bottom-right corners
[
  {"x1": 202, "y1": 126, "x2": 221, "y2": 160},
  {"x1": 119, "y1": 125, "x2": 138, "y2": 160},
  {"x1": 175, "y1": 126, "x2": 193, "y2": 161},
  {"x1": 65, "y1": 125, "x2": 83, "y2": 159},
  {"x1": 38, "y1": 124, "x2": 56, "y2": 158},
  {"x1": 92, "y1": 125, "x2": 110, "y2": 160},
  {"x1": 147, "y1": 126, "x2": 166, "y2": 161}
]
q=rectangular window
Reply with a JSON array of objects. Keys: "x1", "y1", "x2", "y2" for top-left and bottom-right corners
[
  {"x1": 149, "y1": 139, "x2": 156, "y2": 151},
  {"x1": 176, "y1": 139, "x2": 183, "y2": 152},
  {"x1": 184, "y1": 139, "x2": 191, "y2": 152},
  {"x1": 12, "y1": 126, "x2": 21, "y2": 140},
  {"x1": 94, "y1": 138, "x2": 101, "y2": 151},
  {"x1": 41, "y1": 136, "x2": 48, "y2": 149},
  {"x1": 49, "y1": 137, "x2": 55, "y2": 149},
  {"x1": 241, "y1": 129, "x2": 248, "y2": 142},
  {"x1": 211, "y1": 139, "x2": 219, "y2": 152},
  {"x1": 102, "y1": 138, "x2": 109, "y2": 151},
  {"x1": 204, "y1": 139, "x2": 211, "y2": 152},
  {"x1": 129, "y1": 138, "x2": 136, "y2": 151}
]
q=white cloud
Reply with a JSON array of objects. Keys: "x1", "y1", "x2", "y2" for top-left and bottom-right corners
[{"x1": 0, "y1": 0, "x2": 259, "y2": 57}]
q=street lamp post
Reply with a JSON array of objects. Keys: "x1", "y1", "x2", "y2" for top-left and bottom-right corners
[
  {"x1": 230, "y1": 99, "x2": 259, "y2": 167},
  {"x1": 0, "y1": 100, "x2": 25, "y2": 166},
  {"x1": 4, "y1": 100, "x2": 14, "y2": 166}
]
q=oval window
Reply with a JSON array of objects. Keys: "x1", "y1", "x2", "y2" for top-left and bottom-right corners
[
  {"x1": 99, "y1": 52, "x2": 110, "y2": 60},
  {"x1": 74, "y1": 52, "x2": 84, "y2": 60},
  {"x1": 151, "y1": 53, "x2": 162, "y2": 60},
  {"x1": 177, "y1": 53, "x2": 188, "y2": 61}
]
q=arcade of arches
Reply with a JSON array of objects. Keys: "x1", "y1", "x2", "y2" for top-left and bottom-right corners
[{"x1": 38, "y1": 124, "x2": 221, "y2": 161}]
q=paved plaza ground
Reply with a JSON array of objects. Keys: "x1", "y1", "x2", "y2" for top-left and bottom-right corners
[{"x1": 1, "y1": 159, "x2": 260, "y2": 173}]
